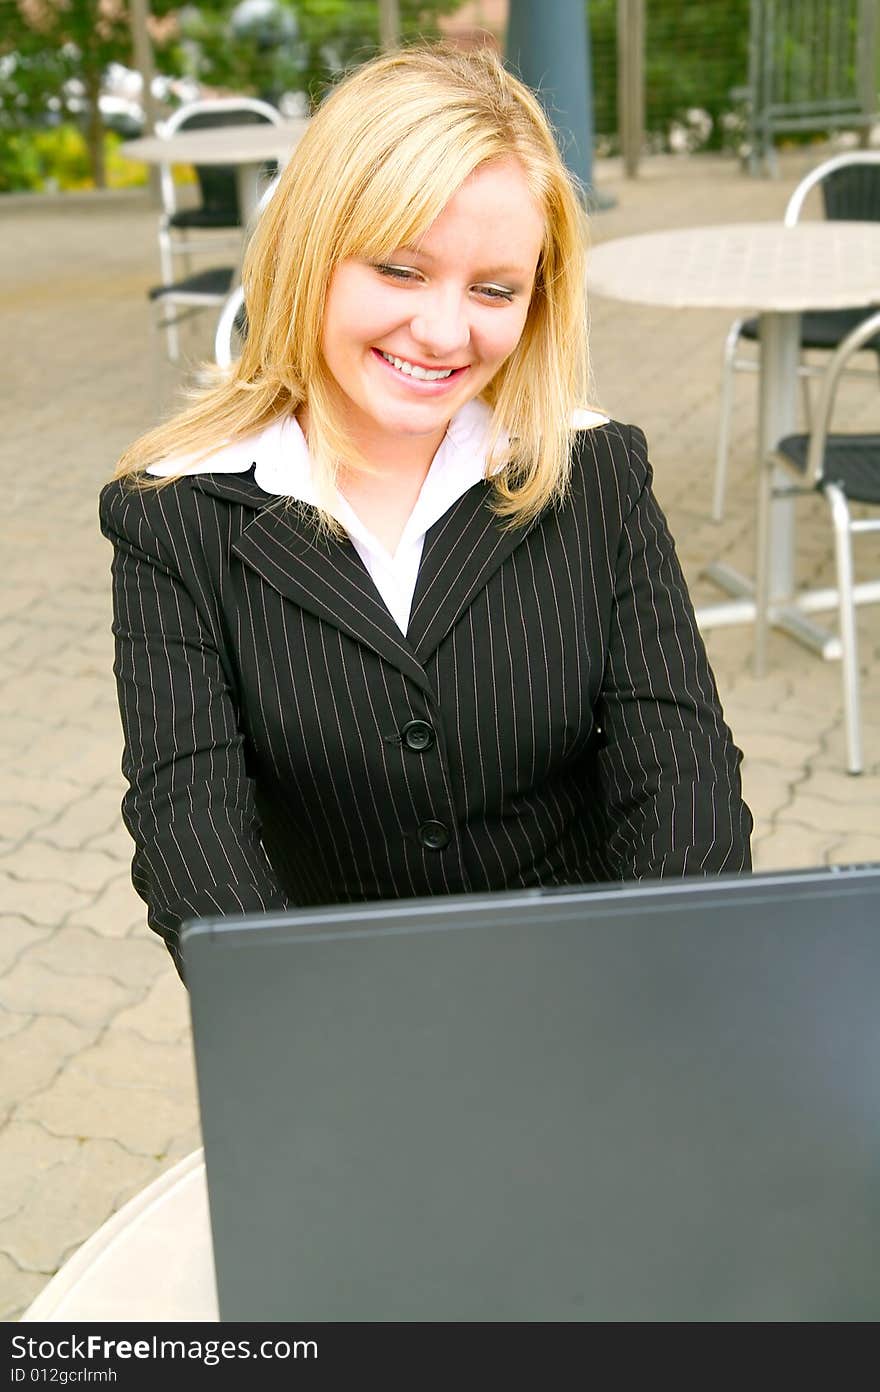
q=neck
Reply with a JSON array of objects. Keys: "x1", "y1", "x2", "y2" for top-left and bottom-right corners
[
  {"x1": 297, "y1": 404, "x2": 447, "y2": 496},
  {"x1": 335, "y1": 455, "x2": 431, "y2": 557},
  {"x1": 345, "y1": 418, "x2": 445, "y2": 484},
  {"x1": 296, "y1": 405, "x2": 443, "y2": 556}
]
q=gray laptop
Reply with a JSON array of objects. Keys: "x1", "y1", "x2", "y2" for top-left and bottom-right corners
[{"x1": 182, "y1": 865, "x2": 880, "y2": 1321}]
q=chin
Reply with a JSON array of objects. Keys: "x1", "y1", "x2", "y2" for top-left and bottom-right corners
[
  {"x1": 378, "y1": 406, "x2": 458, "y2": 435},
  {"x1": 386, "y1": 423, "x2": 448, "y2": 442}
]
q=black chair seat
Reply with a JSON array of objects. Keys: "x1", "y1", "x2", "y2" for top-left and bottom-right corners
[
  {"x1": 168, "y1": 207, "x2": 240, "y2": 230},
  {"x1": 148, "y1": 267, "x2": 236, "y2": 302},
  {"x1": 741, "y1": 307, "x2": 880, "y2": 354},
  {"x1": 776, "y1": 433, "x2": 880, "y2": 504}
]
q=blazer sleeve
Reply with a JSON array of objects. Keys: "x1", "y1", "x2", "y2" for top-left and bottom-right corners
[
  {"x1": 99, "y1": 481, "x2": 290, "y2": 979},
  {"x1": 592, "y1": 425, "x2": 753, "y2": 877}
]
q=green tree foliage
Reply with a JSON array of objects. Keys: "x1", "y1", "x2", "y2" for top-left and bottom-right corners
[
  {"x1": 642, "y1": 0, "x2": 750, "y2": 148},
  {"x1": 169, "y1": 1, "x2": 463, "y2": 111},
  {"x1": 1, "y1": 1, "x2": 189, "y2": 185},
  {"x1": 0, "y1": 0, "x2": 463, "y2": 191},
  {"x1": 589, "y1": 0, "x2": 751, "y2": 151},
  {"x1": 294, "y1": 0, "x2": 464, "y2": 106}
]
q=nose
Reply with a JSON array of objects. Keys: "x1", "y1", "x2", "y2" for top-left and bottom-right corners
[{"x1": 409, "y1": 287, "x2": 470, "y2": 361}]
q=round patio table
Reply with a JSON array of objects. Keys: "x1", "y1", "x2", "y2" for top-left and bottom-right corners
[
  {"x1": 19, "y1": 1150, "x2": 218, "y2": 1323},
  {"x1": 588, "y1": 220, "x2": 880, "y2": 656},
  {"x1": 120, "y1": 119, "x2": 309, "y2": 225}
]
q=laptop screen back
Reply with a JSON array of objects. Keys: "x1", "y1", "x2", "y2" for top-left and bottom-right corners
[{"x1": 183, "y1": 866, "x2": 880, "y2": 1320}]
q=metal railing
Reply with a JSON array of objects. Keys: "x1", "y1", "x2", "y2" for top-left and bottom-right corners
[
  {"x1": 746, "y1": 0, "x2": 879, "y2": 173},
  {"x1": 593, "y1": 0, "x2": 879, "y2": 176}
]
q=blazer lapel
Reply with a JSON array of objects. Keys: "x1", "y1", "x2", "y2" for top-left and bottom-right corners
[
  {"x1": 406, "y1": 482, "x2": 533, "y2": 664},
  {"x1": 192, "y1": 472, "x2": 433, "y2": 694},
  {"x1": 191, "y1": 470, "x2": 534, "y2": 684}
]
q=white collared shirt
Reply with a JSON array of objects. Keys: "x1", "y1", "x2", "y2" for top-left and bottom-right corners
[{"x1": 148, "y1": 400, "x2": 609, "y2": 634}]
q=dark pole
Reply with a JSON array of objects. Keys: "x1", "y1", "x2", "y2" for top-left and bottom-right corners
[
  {"x1": 617, "y1": 0, "x2": 644, "y2": 178},
  {"x1": 506, "y1": 0, "x2": 608, "y2": 206},
  {"x1": 379, "y1": 0, "x2": 401, "y2": 50},
  {"x1": 128, "y1": 0, "x2": 161, "y2": 203}
]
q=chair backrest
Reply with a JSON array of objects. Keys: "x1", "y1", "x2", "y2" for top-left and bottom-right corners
[
  {"x1": 157, "y1": 98, "x2": 283, "y2": 221},
  {"x1": 805, "y1": 306, "x2": 880, "y2": 484},
  {"x1": 213, "y1": 285, "x2": 247, "y2": 369},
  {"x1": 784, "y1": 151, "x2": 880, "y2": 226},
  {"x1": 213, "y1": 176, "x2": 280, "y2": 369}
]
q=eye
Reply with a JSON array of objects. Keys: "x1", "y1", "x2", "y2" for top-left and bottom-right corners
[
  {"x1": 474, "y1": 285, "x2": 516, "y2": 302},
  {"x1": 374, "y1": 263, "x2": 422, "y2": 283}
]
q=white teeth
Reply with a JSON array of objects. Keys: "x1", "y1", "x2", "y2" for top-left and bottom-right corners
[{"x1": 379, "y1": 351, "x2": 454, "y2": 381}]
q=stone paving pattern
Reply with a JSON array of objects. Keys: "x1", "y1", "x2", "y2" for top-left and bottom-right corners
[{"x1": 2, "y1": 150, "x2": 878, "y2": 1320}]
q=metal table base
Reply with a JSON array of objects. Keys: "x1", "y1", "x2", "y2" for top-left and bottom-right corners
[{"x1": 696, "y1": 561, "x2": 880, "y2": 660}]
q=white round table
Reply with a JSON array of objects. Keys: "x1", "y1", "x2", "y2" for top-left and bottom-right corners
[
  {"x1": 121, "y1": 119, "x2": 309, "y2": 224},
  {"x1": 19, "y1": 1151, "x2": 218, "y2": 1323},
  {"x1": 588, "y1": 221, "x2": 880, "y2": 653}
]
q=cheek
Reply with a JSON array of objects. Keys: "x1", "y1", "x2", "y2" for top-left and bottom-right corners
[
  {"x1": 323, "y1": 267, "x2": 381, "y2": 350},
  {"x1": 326, "y1": 291, "x2": 399, "y2": 357},
  {"x1": 479, "y1": 310, "x2": 531, "y2": 367}
]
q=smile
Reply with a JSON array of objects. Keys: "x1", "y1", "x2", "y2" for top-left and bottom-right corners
[{"x1": 375, "y1": 349, "x2": 467, "y2": 382}]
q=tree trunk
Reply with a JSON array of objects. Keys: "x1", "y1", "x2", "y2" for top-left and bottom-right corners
[{"x1": 84, "y1": 63, "x2": 106, "y2": 189}]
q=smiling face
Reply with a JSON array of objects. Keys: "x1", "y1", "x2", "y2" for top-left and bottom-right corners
[{"x1": 318, "y1": 157, "x2": 546, "y2": 473}]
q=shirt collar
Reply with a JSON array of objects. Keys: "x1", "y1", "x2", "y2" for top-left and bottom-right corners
[
  {"x1": 146, "y1": 399, "x2": 515, "y2": 556},
  {"x1": 145, "y1": 400, "x2": 610, "y2": 541},
  {"x1": 147, "y1": 398, "x2": 503, "y2": 497}
]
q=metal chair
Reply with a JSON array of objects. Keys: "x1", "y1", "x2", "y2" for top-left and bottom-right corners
[
  {"x1": 754, "y1": 308, "x2": 880, "y2": 775},
  {"x1": 150, "y1": 266, "x2": 238, "y2": 364},
  {"x1": 213, "y1": 284, "x2": 247, "y2": 369},
  {"x1": 157, "y1": 97, "x2": 282, "y2": 277},
  {"x1": 154, "y1": 97, "x2": 281, "y2": 359},
  {"x1": 210, "y1": 176, "x2": 280, "y2": 371},
  {"x1": 714, "y1": 152, "x2": 880, "y2": 521}
]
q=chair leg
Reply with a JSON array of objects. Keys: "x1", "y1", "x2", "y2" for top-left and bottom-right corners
[
  {"x1": 149, "y1": 303, "x2": 180, "y2": 418},
  {"x1": 165, "y1": 314, "x2": 181, "y2": 366},
  {"x1": 798, "y1": 367, "x2": 812, "y2": 432},
  {"x1": 157, "y1": 225, "x2": 181, "y2": 363},
  {"x1": 713, "y1": 318, "x2": 746, "y2": 522},
  {"x1": 179, "y1": 228, "x2": 194, "y2": 280},
  {"x1": 826, "y1": 484, "x2": 862, "y2": 775},
  {"x1": 752, "y1": 450, "x2": 776, "y2": 678}
]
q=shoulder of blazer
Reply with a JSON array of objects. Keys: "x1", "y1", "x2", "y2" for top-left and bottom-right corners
[
  {"x1": 569, "y1": 419, "x2": 651, "y2": 515},
  {"x1": 100, "y1": 467, "x2": 268, "y2": 539},
  {"x1": 99, "y1": 472, "x2": 277, "y2": 601},
  {"x1": 99, "y1": 421, "x2": 654, "y2": 556}
]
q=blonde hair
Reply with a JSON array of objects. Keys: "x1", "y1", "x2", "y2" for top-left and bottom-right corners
[{"x1": 116, "y1": 42, "x2": 592, "y2": 531}]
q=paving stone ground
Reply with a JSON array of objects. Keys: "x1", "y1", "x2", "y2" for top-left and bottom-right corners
[{"x1": 2, "y1": 148, "x2": 878, "y2": 1320}]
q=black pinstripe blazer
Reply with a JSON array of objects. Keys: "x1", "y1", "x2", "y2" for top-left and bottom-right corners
[{"x1": 100, "y1": 420, "x2": 752, "y2": 977}]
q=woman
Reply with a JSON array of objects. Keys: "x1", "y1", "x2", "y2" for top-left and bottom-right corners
[{"x1": 101, "y1": 44, "x2": 752, "y2": 981}]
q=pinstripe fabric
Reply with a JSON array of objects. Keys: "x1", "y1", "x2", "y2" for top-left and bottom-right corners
[{"x1": 100, "y1": 421, "x2": 752, "y2": 977}]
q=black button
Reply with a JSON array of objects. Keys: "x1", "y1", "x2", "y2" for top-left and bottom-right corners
[
  {"x1": 402, "y1": 719, "x2": 435, "y2": 752},
  {"x1": 418, "y1": 820, "x2": 450, "y2": 850}
]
